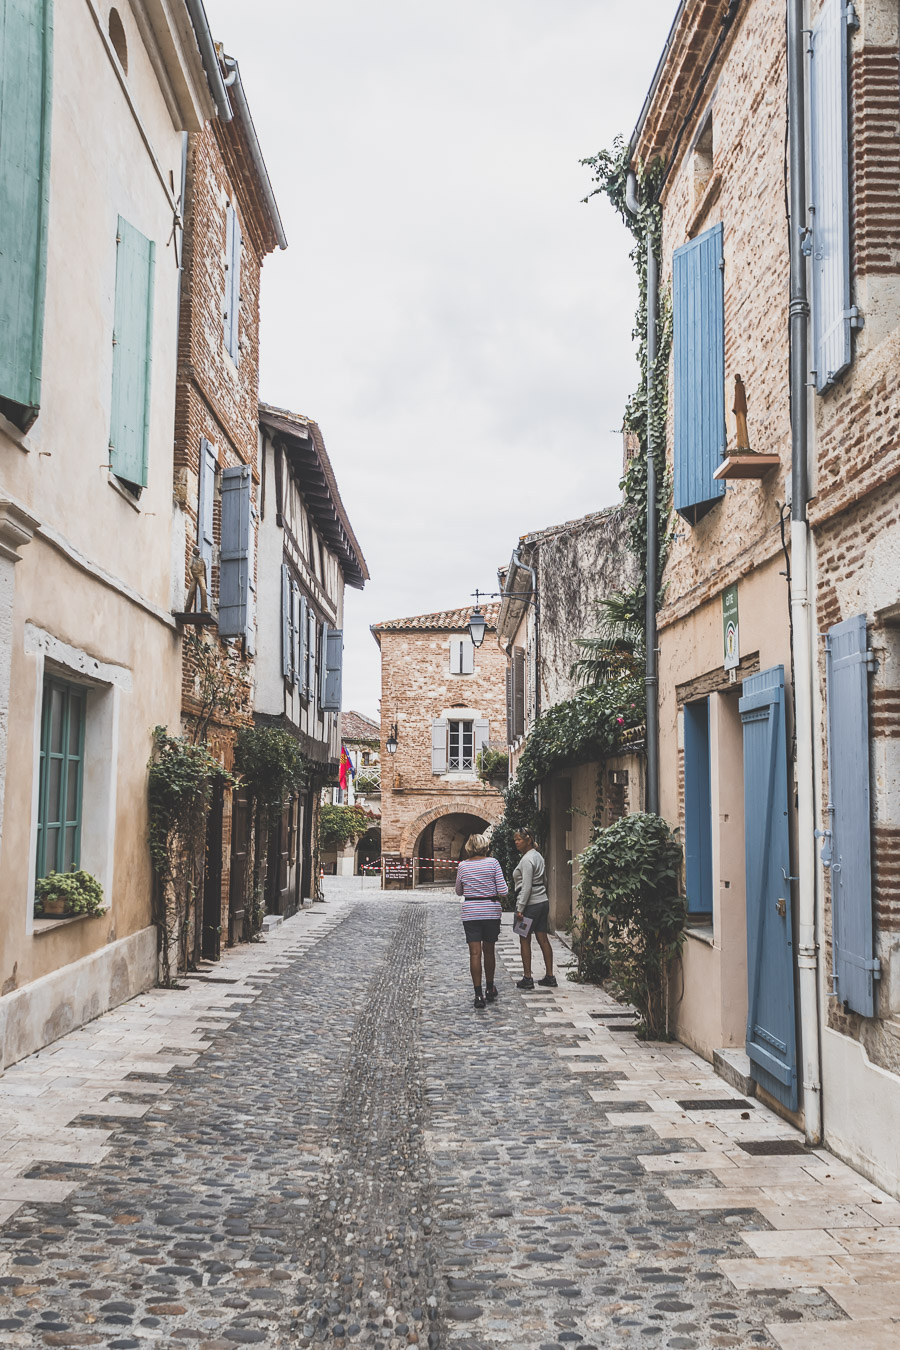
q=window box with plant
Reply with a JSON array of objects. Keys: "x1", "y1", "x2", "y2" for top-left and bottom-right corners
[
  {"x1": 35, "y1": 869, "x2": 106, "y2": 920},
  {"x1": 476, "y1": 746, "x2": 508, "y2": 786}
]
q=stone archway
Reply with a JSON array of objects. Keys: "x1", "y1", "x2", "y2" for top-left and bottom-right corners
[{"x1": 398, "y1": 797, "x2": 505, "y2": 860}]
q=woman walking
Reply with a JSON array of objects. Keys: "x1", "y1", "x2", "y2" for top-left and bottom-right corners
[
  {"x1": 513, "y1": 828, "x2": 557, "y2": 990},
  {"x1": 455, "y1": 833, "x2": 507, "y2": 1008}
]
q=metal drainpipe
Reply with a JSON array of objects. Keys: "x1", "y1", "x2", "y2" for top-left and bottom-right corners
[
  {"x1": 512, "y1": 548, "x2": 540, "y2": 722},
  {"x1": 626, "y1": 170, "x2": 660, "y2": 815},
  {"x1": 787, "y1": 0, "x2": 822, "y2": 1144}
]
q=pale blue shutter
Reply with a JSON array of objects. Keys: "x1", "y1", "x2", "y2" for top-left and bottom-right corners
[
  {"x1": 461, "y1": 640, "x2": 474, "y2": 675},
  {"x1": 110, "y1": 217, "x2": 155, "y2": 489},
  {"x1": 306, "y1": 609, "x2": 317, "y2": 697},
  {"x1": 198, "y1": 438, "x2": 216, "y2": 583},
  {"x1": 281, "y1": 564, "x2": 291, "y2": 679},
  {"x1": 825, "y1": 613, "x2": 877, "y2": 1016},
  {"x1": 431, "y1": 718, "x2": 448, "y2": 774},
  {"x1": 449, "y1": 640, "x2": 462, "y2": 675},
  {"x1": 224, "y1": 203, "x2": 241, "y2": 361},
  {"x1": 219, "y1": 465, "x2": 250, "y2": 636},
  {"x1": 473, "y1": 719, "x2": 489, "y2": 764},
  {"x1": 321, "y1": 625, "x2": 343, "y2": 711},
  {"x1": 809, "y1": 0, "x2": 854, "y2": 392},
  {"x1": 683, "y1": 699, "x2": 713, "y2": 916},
  {"x1": 740, "y1": 666, "x2": 798, "y2": 1111},
  {"x1": 0, "y1": 0, "x2": 53, "y2": 429},
  {"x1": 673, "y1": 223, "x2": 726, "y2": 522},
  {"x1": 298, "y1": 593, "x2": 307, "y2": 690},
  {"x1": 244, "y1": 500, "x2": 256, "y2": 654}
]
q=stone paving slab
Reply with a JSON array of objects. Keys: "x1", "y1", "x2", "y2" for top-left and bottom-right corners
[{"x1": 0, "y1": 888, "x2": 896, "y2": 1347}]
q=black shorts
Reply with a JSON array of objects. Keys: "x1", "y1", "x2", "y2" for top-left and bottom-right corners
[
  {"x1": 521, "y1": 902, "x2": 550, "y2": 934},
  {"x1": 463, "y1": 919, "x2": 501, "y2": 945}
]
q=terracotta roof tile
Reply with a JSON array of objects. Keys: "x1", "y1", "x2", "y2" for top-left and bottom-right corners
[
  {"x1": 341, "y1": 710, "x2": 380, "y2": 741},
  {"x1": 371, "y1": 602, "x2": 500, "y2": 637}
]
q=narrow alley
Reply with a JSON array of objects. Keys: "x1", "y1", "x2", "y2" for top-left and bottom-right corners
[{"x1": 1, "y1": 888, "x2": 894, "y2": 1350}]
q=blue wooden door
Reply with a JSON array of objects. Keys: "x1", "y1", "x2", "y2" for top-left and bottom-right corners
[{"x1": 740, "y1": 666, "x2": 798, "y2": 1110}]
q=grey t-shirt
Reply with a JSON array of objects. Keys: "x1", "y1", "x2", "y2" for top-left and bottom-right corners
[{"x1": 513, "y1": 848, "x2": 548, "y2": 914}]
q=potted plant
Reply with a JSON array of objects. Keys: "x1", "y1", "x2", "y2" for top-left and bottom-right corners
[
  {"x1": 35, "y1": 869, "x2": 106, "y2": 919},
  {"x1": 477, "y1": 746, "x2": 509, "y2": 788}
]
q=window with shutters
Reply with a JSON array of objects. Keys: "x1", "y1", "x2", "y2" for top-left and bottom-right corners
[
  {"x1": 508, "y1": 647, "x2": 526, "y2": 740},
  {"x1": 450, "y1": 638, "x2": 475, "y2": 675},
  {"x1": 198, "y1": 439, "x2": 217, "y2": 597},
  {"x1": 223, "y1": 202, "x2": 242, "y2": 362},
  {"x1": 218, "y1": 466, "x2": 251, "y2": 638},
  {"x1": 35, "y1": 677, "x2": 86, "y2": 882},
  {"x1": 109, "y1": 217, "x2": 155, "y2": 494},
  {"x1": 683, "y1": 699, "x2": 713, "y2": 917},
  {"x1": 321, "y1": 625, "x2": 343, "y2": 711},
  {"x1": 448, "y1": 720, "x2": 474, "y2": 772},
  {"x1": 0, "y1": 0, "x2": 53, "y2": 432},
  {"x1": 809, "y1": 0, "x2": 856, "y2": 392},
  {"x1": 672, "y1": 223, "x2": 726, "y2": 523}
]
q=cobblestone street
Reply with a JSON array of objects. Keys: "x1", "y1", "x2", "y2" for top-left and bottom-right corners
[{"x1": 1, "y1": 889, "x2": 898, "y2": 1349}]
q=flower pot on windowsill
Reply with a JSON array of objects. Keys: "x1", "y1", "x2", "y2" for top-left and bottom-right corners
[{"x1": 38, "y1": 896, "x2": 70, "y2": 917}]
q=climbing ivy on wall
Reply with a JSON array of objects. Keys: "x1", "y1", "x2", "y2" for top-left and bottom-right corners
[{"x1": 581, "y1": 136, "x2": 672, "y2": 612}]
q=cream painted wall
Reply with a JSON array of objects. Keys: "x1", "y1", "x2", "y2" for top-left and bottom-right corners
[{"x1": 0, "y1": 5, "x2": 210, "y2": 1007}]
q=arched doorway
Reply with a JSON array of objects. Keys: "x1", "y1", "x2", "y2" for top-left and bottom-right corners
[
  {"x1": 415, "y1": 812, "x2": 490, "y2": 884},
  {"x1": 355, "y1": 825, "x2": 381, "y2": 876}
]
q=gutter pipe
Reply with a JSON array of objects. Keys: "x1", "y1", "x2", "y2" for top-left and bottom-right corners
[
  {"x1": 183, "y1": 0, "x2": 232, "y2": 122},
  {"x1": 625, "y1": 170, "x2": 660, "y2": 816},
  {"x1": 223, "y1": 57, "x2": 289, "y2": 250},
  {"x1": 512, "y1": 547, "x2": 540, "y2": 722},
  {"x1": 787, "y1": 0, "x2": 822, "y2": 1143}
]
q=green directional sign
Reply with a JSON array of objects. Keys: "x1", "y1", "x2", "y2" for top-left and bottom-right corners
[{"x1": 723, "y1": 584, "x2": 739, "y2": 671}]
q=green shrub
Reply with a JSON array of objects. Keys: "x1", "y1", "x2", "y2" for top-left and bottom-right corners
[
  {"x1": 35, "y1": 869, "x2": 105, "y2": 917},
  {"x1": 235, "y1": 726, "x2": 308, "y2": 936},
  {"x1": 476, "y1": 747, "x2": 508, "y2": 782},
  {"x1": 574, "y1": 812, "x2": 686, "y2": 1039},
  {"x1": 319, "y1": 803, "x2": 373, "y2": 852}
]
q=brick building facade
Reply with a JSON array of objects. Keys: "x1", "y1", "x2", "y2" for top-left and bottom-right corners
[
  {"x1": 174, "y1": 56, "x2": 286, "y2": 958},
  {"x1": 372, "y1": 607, "x2": 506, "y2": 882},
  {"x1": 628, "y1": 0, "x2": 900, "y2": 1193}
]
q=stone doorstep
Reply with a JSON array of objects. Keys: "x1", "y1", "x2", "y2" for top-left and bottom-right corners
[{"x1": 714, "y1": 1045, "x2": 757, "y2": 1098}]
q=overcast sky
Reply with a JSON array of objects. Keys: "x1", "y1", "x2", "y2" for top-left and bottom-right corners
[{"x1": 207, "y1": 0, "x2": 678, "y2": 720}]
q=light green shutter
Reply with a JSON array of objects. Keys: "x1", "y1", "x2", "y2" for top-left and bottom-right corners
[
  {"x1": 0, "y1": 0, "x2": 53, "y2": 429},
  {"x1": 110, "y1": 216, "x2": 155, "y2": 490}
]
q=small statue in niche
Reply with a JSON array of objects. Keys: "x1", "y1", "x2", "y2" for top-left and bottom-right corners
[
  {"x1": 184, "y1": 546, "x2": 209, "y2": 613},
  {"x1": 733, "y1": 373, "x2": 751, "y2": 451}
]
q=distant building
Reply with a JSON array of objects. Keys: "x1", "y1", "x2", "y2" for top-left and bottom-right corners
[
  {"x1": 256, "y1": 405, "x2": 368, "y2": 910},
  {"x1": 323, "y1": 710, "x2": 381, "y2": 877},
  {"x1": 371, "y1": 607, "x2": 506, "y2": 885}
]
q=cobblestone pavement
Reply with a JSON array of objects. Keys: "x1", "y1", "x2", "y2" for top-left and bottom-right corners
[{"x1": 0, "y1": 890, "x2": 898, "y2": 1349}]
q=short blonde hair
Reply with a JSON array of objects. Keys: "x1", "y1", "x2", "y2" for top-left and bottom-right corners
[{"x1": 464, "y1": 833, "x2": 490, "y2": 857}]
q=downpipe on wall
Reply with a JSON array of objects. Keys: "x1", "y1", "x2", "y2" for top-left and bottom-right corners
[
  {"x1": 787, "y1": 0, "x2": 822, "y2": 1144},
  {"x1": 625, "y1": 170, "x2": 660, "y2": 816}
]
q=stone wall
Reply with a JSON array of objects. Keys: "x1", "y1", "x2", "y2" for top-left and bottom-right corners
[{"x1": 377, "y1": 627, "x2": 508, "y2": 856}]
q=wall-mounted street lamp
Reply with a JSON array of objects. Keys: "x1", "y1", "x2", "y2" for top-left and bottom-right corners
[
  {"x1": 385, "y1": 722, "x2": 399, "y2": 755},
  {"x1": 467, "y1": 606, "x2": 488, "y2": 649}
]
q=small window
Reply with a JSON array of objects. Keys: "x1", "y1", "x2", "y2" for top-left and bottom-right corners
[
  {"x1": 35, "y1": 677, "x2": 87, "y2": 883},
  {"x1": 693, "y1": 110, "x2": 713, "y2": 203},
  {"x1": 448, "y1": 720, "x2": 474, "y2": 772},
  {"x1": 108, "y1": 8, "x2": 128, "y2": 73}
]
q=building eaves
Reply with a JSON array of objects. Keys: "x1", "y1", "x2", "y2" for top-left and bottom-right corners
[
  {"x1": 219, "y1": 54, "x2": 287, "y2": 251},
  {"x1": 371, "y1": 603, "x2": 500, "y2": 644},
  {"x1": 259, "y1": 403, "x2": 369, "y2": 590}
]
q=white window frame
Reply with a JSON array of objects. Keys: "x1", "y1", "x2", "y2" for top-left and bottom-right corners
[{"x1": 448, "y1": 718, "x2": 474, "y2": 773}]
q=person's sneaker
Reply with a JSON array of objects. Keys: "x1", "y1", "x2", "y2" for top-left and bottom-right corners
[
  {"x1": 485, "y1": 984, "x2": 499, "y2": 1003},
  {"x1": 516, "y1": 976, "x2": 535, "y2": 990},
  {"x1": 537, "y1": 974, "x2": 558, "y2": 987},
  {"x1": 473, "y1": 989, "x2": 486, "y2": 1008}
]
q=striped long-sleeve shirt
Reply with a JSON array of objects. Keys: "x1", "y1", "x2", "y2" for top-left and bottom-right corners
[{"x1": 455, "y1": 857, "x2": 507, "y2": 922}]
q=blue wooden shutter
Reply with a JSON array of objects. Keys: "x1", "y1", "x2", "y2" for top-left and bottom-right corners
[
  {"x1": 0, "y1": 0, "x2": 53, "y2": 430},
  {"x1": 298, "y1": 593, "x2": 307, "y2": 690},
  {"x1": 198, "y1": 438, "x2": 216, "y2": 583},
  {"x1": 809, "y1": 0, "x2": 854, "y2": 392},
  {"x1": 431, "y1": 718, "x2": 448, "y2": 774},
  {"x1": 244, "y1": 499, "x2": 256, "y2": 654},
  {"x1": 673, "y1": 223, "x2": 726, "y2": 522},
  {"x1": 219, "y1": 465, "x2": 250, "y2": 636},
  {"x1": 110, "y1": 216, "x2": 155, "y2": 489},
  {"x1": 684, "y1": 699, "x2": 713, "y2": 916},
  {"x1": 321, "y1": 625, "x2": 343, "y2": 711},
  {"x1": 825, "y1": 613, "x2": 877, "y2": 1016},
  {"x1": 740, "y1": 666, "x2": 798, "y2": 1111},
  {"x1": 306, "y1": 609, "x2": 317, "y2": 697},
  {"x1": 224, "y1": 203, "x2": 241, "y2": 360},
  {"x1": 281, "y1": 564, "x2": 291, "y2": 679}
]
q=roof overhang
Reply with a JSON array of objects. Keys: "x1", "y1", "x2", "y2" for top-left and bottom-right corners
[
  {"x1": 260, "y1": 405, "x2": 369, "y2": 590},
  {"x1": 497, "y1": 552, "x2": 533, "y2": 644}
]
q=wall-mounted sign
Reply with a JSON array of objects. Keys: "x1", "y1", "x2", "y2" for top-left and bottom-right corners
[{"x1": 723, "y1": 584, "x2": 740, "y2": 670}]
